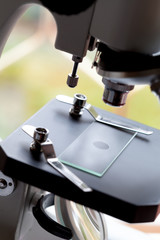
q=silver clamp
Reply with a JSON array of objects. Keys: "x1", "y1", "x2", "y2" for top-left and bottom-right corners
[
  {"x1": 56, "y1": 94, "x2": 153, "y2": 136},
  {"x1": 22, "y1": 125, "x2": 92, "y2": 193}
]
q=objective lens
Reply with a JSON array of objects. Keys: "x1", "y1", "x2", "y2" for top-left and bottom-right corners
[{"x1": 102, "y1": 78, "x2": 134, "y2": 107}]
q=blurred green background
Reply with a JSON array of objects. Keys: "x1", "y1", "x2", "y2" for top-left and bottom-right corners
[{"x1": 0, "y1": 5, "x2": 160, "y2": 139}]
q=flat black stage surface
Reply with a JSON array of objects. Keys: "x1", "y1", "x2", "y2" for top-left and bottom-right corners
[{"x1": 0, "y1": 98, "x2": 160, "y2": 223}]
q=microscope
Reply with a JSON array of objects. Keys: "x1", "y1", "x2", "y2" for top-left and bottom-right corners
[{"x1": 1, "y1": 0, "x2": 160, "y2": 239}]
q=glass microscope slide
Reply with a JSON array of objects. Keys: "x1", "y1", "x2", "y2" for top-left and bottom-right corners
[{"x1": 59, "y1": 122, "x2": 136, "y2": 177}]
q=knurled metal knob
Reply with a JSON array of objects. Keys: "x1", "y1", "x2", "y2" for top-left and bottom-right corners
[
  {"x1": 30, "y1": 127, "x2": 49, "y2": 152},
  {"x1": 69, "y1": 93, "x2": 87, "y2": 117}
]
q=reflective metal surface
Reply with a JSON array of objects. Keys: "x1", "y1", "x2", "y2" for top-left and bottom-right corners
[
  {"x1": 42, "y1": 140, "x2": 92, "y2": 192},
  {"x1": 55, "y1": 196, "x2": 108, "y2": 240},
  {"x1": 22, "y1": 125, "x2": 92, "y2": 193},
  {"x1": 56, "y1": 94, "x2": 153, "y2": 135},
  {"x1": 0, "y1": 171, "x2": 15, "y2": 196}
]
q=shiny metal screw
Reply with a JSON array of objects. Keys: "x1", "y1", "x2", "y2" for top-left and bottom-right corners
[
  {"x1": 69, "y1": 93, "x2": 87, "y2": 117},
  {"x1": 0, "y1": 179, "x2": 7, "y2": 189},
  {"x1": 0, "y1": 171, "x2": 16, "y2": 196},
  {"x1": 30, "y1": 127, "x2": 49, "y2": 152},
  {"x1": 67, "y1": 56, "x2": 82, "y2": 88}
]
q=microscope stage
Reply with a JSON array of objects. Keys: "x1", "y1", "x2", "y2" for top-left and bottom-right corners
[{"x1": 0, "y1": 98, "x2": 160, "y2": 223}]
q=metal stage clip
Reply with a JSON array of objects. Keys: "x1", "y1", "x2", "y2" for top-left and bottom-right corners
[
  {"x1": 22, "y1": 125, "x2": 92, "y2": 193},
  {"x1": 56, "y1": 94, "x2": 153, "y2": 136}
]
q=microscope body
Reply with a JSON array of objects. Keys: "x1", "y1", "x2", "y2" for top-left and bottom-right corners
[
  {"x1": 2, "y1": 0, "x2": 160, "y2": 106},
  {"x1": 0, "y1": 1, "x2": 160, "y2": 240},
  {"x1": 1, "y1": 0, "x2": 160, "y2": 57}
]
